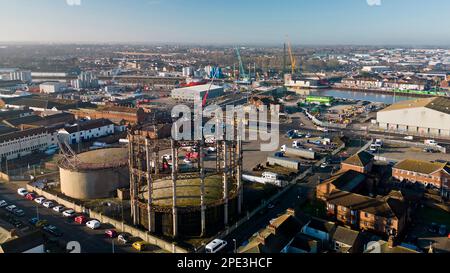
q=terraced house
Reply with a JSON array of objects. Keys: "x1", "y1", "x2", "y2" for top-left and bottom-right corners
[{"x1": 392, "y1": 159, "x2": 450, "y2": 198}]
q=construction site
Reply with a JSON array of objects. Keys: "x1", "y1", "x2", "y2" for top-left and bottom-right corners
[{"x1": 128, "y1": 122, "x2": 244, "y2": 238}]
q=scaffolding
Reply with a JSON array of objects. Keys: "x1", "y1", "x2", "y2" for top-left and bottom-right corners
[{"x1": 128, "y1": 121, "x2": 243, "y2": 238}]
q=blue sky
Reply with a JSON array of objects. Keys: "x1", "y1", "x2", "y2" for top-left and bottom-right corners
[{"x1": 1, "y1": 0, "x2": 449, "y2": 45}]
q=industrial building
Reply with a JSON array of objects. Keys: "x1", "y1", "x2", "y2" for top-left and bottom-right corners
[
  {"x1": 171, "y1": 84, "x2": 224, "y2": 102},
  {"x1": 377, "y1": 97, "x2": 450, "y2": 137},
  {"x1": 58, "y1": 147, "x2": 129, "y2": 199},
  {"x1": 128, "y1": 125, "x2": 243, "y2": 238},
  {"x1": 0, "y1": 127, "x2": 57, "y2": 162},
  {"x1": 39, "y1": 82, "x2": 67, "y2": 94}
]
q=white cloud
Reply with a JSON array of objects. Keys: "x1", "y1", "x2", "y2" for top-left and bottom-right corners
[
  {"x1": 66, "y1": 0, "x2": 81, "y2": 6},
  {"x1": 367, "y1": 0, "x2": 382, "y2": 6}
]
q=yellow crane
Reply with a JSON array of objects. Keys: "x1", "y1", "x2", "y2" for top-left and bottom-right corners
[{"x1": 287, "y1": 37, "x2": 296, "y2": 75}]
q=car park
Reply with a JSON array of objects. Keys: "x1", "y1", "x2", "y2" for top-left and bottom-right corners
[
  {"x1": 53, "y1": 206, "x2": 65, "y2": 213},
  {"x1": 132, "y1": 241, "x2": 147, "y2": 251},
  {"x1": 105, "y1": 229, "x2": 118, "y2": 238},
  {"x1": 86, "y1": 220, "x2": 101, "y2": 230},
  {"x1": 43, "y1": 225, "x2": 63, "y2": 237},
  {"x1": 42, "y1": 201, "x2": 55, "y2": 209},
  {"x1": 34, "y1": 197, "x2": 46, "y2": 205},
  {"x1": 63, "y1": 209, "x2": 76, "y2": 218},
  {"x1": 118, "y1": 233, "x2": 131, "y2": 244},
  {"x1": 25, "y1": 193, "x2": 37, "y2": 201},
  {"x1": 17, "y1": 188, "x2": 28, "y2": 196},
  {"x1": 75, "y1": 215, "x2": 88, "y2": 224}
]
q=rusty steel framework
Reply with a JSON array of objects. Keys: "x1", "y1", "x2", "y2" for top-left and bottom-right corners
[{"x1": 128, "y1": 121, "x2": 243, "y2": 238}]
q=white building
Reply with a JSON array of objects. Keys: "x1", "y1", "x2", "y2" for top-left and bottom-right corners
[
  {"x1": 9, "y1": 70, "x2": 32, "y2": 83},
  {"x1": 57, "y1": 119, "x2": 115, "y2": 145},
  {"x1": 0, "y1": 127, "x2": 57, "y2": 162},
  {"x1": 182, "y1": 67, "x2": 194, "y2": 77},
  {"x1": 362, "y1": 66, "x2": 391, "y2": 73},
  {"x1": 377, "y1": 97, "x2": 450, "y2": 137},
  {"x1": 171, "y1": 84, "x2": 224, "y2": 102},
  {"x1": 40, "y1": 82, "x2": 67, "y2": 94},
  {"x1": 70, "y1": 72, "x2": 99, "y2": 90}
]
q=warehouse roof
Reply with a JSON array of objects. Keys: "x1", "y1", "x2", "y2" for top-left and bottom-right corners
[
  {"x1": 393, "y1": 159, "x2": 447, "y2": 175},
  {"x1": 62, "y1": 118, "x2": 114, "y2": 134},
  {"x1": 0, "y1": 127, "x2": 48, "y2": 144},
  {"x1": 380, "y1": 97, "x2": 450, "y2": 115},
  {"x1": 172, "y1": 84, "x2": 222, "y2": 93}
]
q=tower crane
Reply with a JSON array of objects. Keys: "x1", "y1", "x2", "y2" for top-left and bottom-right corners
[{"x1": 287, "y1": 37, "x2": 297, "y2": 75}]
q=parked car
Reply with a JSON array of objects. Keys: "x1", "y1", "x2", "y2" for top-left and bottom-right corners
[
  {"x1": 105, "y1": 229, "x2": 118, "y2": 238},
  {"x1": 43, "y1": 201, "x2": 55, "y2": 209},
  {"x1": 428, "y1": 223, "x2": 439, "y2": 233},
  {"x1": 63, "y1": 209, "x2": 76, "y2": 218},
  {"x1": 439, "y1": 225, "x2": 448, "y2": 236},
  {"x1": 12, "y1": 220, "x2": 25, "y2": 229},
  {"x1": 29, "y1": 217, "x2": 39, "y2": 226},
  {"x1": 25, "y1": 193, "x2": 37, "y2": 201},
  {"x1": 43, "y1": 225, "x2": 63, "y2": 237},
  {"x1": 13, "y1": 209, "x2": 25, "y2": 217},
  {"x1": 34, "y1": 197, "x2": 46, "y2": 205},
  {"x1": 17, "y1": 188, "x2": 28, "y2": 197},
  {"x1": 36, "y1": 220, "x2": 48, "y2": 228},
  {"x1": 86, "y1": 220, "x2": 101, "y2": 230},
  {"x1": 132, "y1": 241, "x2": 148, "y2": 252},
  {"x1": 118, "y1": 233, "x2": 131, "y2": 244},
  {"x1": 6, "y1": 205, "x2": 17, "y2": 213},
  {"x1": 0, "y1": 200, "x2": 7, "y2": 208},
  {"x1": 53, "y1": 206, "x2": 65, "y2": 213},
  {"x1": 205, "y1": 239, "x2": 228, "y2": 253},
  {"x1": 75, "y1": 216, "x2": 88, "y2": 224}
]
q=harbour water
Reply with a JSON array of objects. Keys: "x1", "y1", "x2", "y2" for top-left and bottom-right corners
[{"x1": 310, "y1": 89, "x2": 418, "y2": 104}]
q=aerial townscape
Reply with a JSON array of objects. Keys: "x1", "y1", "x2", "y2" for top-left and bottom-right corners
[{"x1": 0, "y1": 0, "x2": 449, "y2": 261}]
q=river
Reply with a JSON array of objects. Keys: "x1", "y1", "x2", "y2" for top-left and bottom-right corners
[{"x1": 309, "y1": 89, "x2": 418, "y2": 104}]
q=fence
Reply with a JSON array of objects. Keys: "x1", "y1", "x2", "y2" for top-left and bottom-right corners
[{"x1": 26, "y1": 184, "x2": 188, "y2": 253}]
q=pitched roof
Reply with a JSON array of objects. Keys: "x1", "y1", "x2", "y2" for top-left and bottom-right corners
[
  {"x1": 62, "y1": 118, "x2": 114, "y2": 134},
  {"x1": 0, "y1": 127, "x2": 48, "y2": 144},
  {"x1": 321, "y1": 170, "x2": 367, "y2": 193},
  {"x1": 239, "y1": 210, "x2": 304, "y2": 253},
  {"x1": 380, "y1": 97, "x2": 450, "y2": 115},
  {"x1": 332, "y1": 226, "x2": 360, "y2": 247},
  {"x1": 326, "y1": 190, "x2": 407, "y2": 219},
  {"x1": 2, "y1": 115, "x2": 43, "y2": 127},
  {"x1": 343, "y1": 151, "x2": 374, "y2": 167},
  {"x1": 393, "y1": 159, "x2": 447, "y2": 175}
]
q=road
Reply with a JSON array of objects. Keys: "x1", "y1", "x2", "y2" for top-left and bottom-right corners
[
  {"x1": 0, "y1": 183, "x2": 164, "y2": 253},
  {"x1": 222, "y1": 141, "x2": 364, "y2": 253}
]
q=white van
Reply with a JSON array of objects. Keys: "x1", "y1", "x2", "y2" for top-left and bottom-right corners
[{"x1": 205, "y1": 239, "x2": 228, "y2": 253}]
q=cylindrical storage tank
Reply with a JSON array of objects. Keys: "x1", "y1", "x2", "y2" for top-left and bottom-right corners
[{"x1": 59, "y1": 148, "x2": 129, "y2": 200}]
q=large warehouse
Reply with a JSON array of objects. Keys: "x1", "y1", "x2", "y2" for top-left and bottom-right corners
[
  {"x1": 377, "y1": 97, "x2": 450, "y2": 137},
  {"x1": 171, "y1": 84, "x2": 224, "y2": 102}
]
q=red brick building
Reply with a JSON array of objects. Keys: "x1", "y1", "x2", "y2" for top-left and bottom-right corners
[{"x1": 392, "y1": 159, "x2": 450, "y2": 198}]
